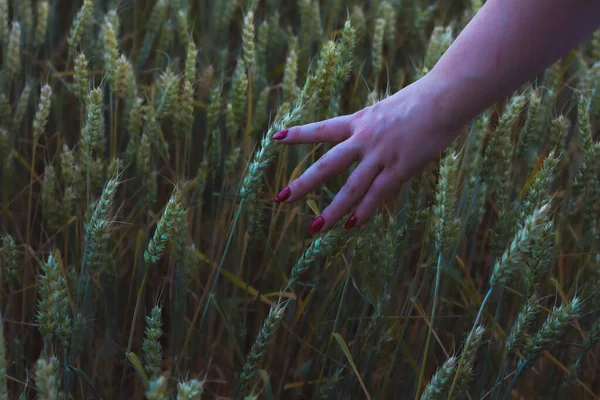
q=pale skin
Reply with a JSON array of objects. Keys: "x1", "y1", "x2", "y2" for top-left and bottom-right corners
[{"x1": 272, "y1": 0, "x2": 600, "y2": 234}]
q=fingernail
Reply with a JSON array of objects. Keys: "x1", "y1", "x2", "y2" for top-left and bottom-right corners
[
  {"x1": 273, "y1": 129, "x2": 288, "y2": 140},
  {"x1": 344, "y1": 215, "x2": 357, "y2": 230},
  {"x1": 307, "y1": 216, "x2": 325, "y2": 234},
  {"x1": 274, "y1": 186, "x2": 291, "y2": 202}
]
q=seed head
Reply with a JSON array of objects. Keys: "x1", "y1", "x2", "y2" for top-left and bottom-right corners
[
  {"x1": 237, "y1": 301, "x2": 287, "y2": 396},
  {"x1": 550, "y1": 115, "x2": 570, "y2": 152},
  {"x1": 184, "y1": 39, "x2": 197, "y2": 86},
  {"x1": 102, "y1": 16, "x2": 119, "y2": 86},
  {"x1": 34, "y1": 1, "x2": 49, "y2": 47},
  {"x1": 0, "y1": 0, "x2": 8, "y2": 49},
  {"x1": 146, "y1": 376, "x2": 169, "y2": 400},
  {"x1": 156, "y1": 68, "x2": 179, "y2": 120},
  {"x1": 371, "y1": 18, "x2": 386, "y2": 81},
  {"x1": 67, "y1": 0, "x2": 93, "y2": 50},
  {"x1": 32, "y1": 84, "x2": 53, "y2": 143},
  {"x1": 83, "y1": 87, "x2": 105, "y2": 157},
  {"x1": 12, "y1": 82, "x2": 32, "y2": 131},
  {"x1": 420, "y1": 357, "x2": 457, "y2": 400},
  {"x1": 177, "y1": 379, "x2": 204, "y2": 400},
  {"x1": 506, "y1": 295, "x2": 541, "y2": 353},
  {"x1": 144, "y1": 189, "x2": 186, "y2": 265},
  {"x1": 433, "y1": 151, "x2": 460, "y2": 257},
  {"x1": 73, "y1": 53, "x2": 89, "y2": 107},
  {"x1": 242, "y1": 11, "x2": 255, "y2": 73},
  {"x1": 520, "y1": 297, "x2": 581, "y2": 368},
  {"x1": 176, "y1": 10, "x2": 190, "y2": 50},
  {"x1": 282, "y1": 43, "x2": 298, "y2": 104},
  {"x1": 489, "y1": 203, "x2": 551, "y2": 288},
  {"x1": 36, "y1": 357, "x2": 60, "y2": 400},
  {"x1": 453, "y1": 326, "x2": 485, "y2": 396},
  {"x1": 287, "y1": 225, "x2": 344, "y2": 290},
  {"x1": 143, "y1": 306, "x2": 163, "y2": 379},
  {"x1": 350, "y1": 6, "x2": 366, "y2": 42},
  {"x1": 6, "y1": 21, "x2": 21, "y2": 80},
  {"x1": 1, "y1": 234, "x2": 18, "y2": 285},
  {"x1": 115, "y1": 54, "x2": 135, "y2": 100}
]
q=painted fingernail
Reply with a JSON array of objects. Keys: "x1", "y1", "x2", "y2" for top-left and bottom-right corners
[
  {"x1": 307, "y1": 216, "x2": 325, "y2": 234},
  {"x1": 344, "y1": 214, "x2": 357, "y2": 230},
  {"x1": 273, "y1": 129, "x2": 288, "y2": 140},
  {"x1": 274, "y1": 186, "x2": 291, "y2": 202}
]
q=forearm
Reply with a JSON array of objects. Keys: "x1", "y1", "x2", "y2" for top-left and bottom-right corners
[{"x1": 427, "y1": 0, "x2": 600, "y2": 132}]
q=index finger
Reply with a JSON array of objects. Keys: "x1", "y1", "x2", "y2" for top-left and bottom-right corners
[{"x1": 273, "y1": 114, "x2": 353, "y2": 144}]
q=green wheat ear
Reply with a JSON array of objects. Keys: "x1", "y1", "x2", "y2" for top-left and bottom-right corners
[
  {"x1": 143, "y1": 306, "x2": 164, "y2": 380},
  {"x1": 177, "y1": 379, "x2": 204, "y2": 400},
  {"x1": 34, "y1": 1, "x2": 49, "y2": 47},
  {"x1": 1, "y1": 234, "x2": 18, "y2": 286},
  {"x1": 144, "y1": 188, "x2": 186, "y2": 265},
  {"x1": 32, "y1": 84, "x2": 53, "y2": 144},
  {"x1": 12, "y1": 82, "x2": 31, "y2": 131},
  {"x1": 146, "y1": 375, "x2": 170, "y2": 400},
  {"x1": 0, "y1": 0, "x2": 8, "y2": 50},
  {"x1": 6, "y1": 21, "x2": 21, "y2": 80},
  {"x1": 420, "y1": 356, "x2": 457, "y2": 400},
  {"x1": 67, "y1": 0, "x2": 93, "y2": 51},
  {"x1": 432, "y1": 150, "x2": 460, "y2": 258},
  {"x1": 35, "y1": 356, "x2": 61, "y2": 400},
  {"x1": 520, "y1": 297, "x2": 581, "y2": 369},
  {"x1": 371, "y1": 18, "x2": 385, "y2": 85},
  {"x1": 236, "y1": 300, "x2": 288, "y2": 397}
]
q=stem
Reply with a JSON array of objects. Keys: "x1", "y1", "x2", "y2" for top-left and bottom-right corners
[
  {"x1": 415, "y1": 253, "x2": 444, "y2": 399},
  {"x1": 447, "y1": 287, "x2": 493, "y2": 399},
  {"x1": 111, "y1": 97, "x2": 118, "y2": 160},
  {"x1": 23, "y1": 143, "x2": 37, "y2": 327},
  {"x1": 316, "y1": 268, "x2": 351, "y2": 390},
  {"x1": 177, "y1": 200, "x2": 245, "y2": 368},
  {"x1": 502, "y1": 362, "x2": 527, "y2": 400},
  {"x1": 119, "y1": 266, "x2": 150, "y2": 397},
  {"x1": 244, "y1": 67, "x2": 254, "y2": 158}
]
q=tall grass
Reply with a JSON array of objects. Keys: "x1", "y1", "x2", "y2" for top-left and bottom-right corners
[{"x1": 0, "y1": 0, "x2": 598, "y2": 398}]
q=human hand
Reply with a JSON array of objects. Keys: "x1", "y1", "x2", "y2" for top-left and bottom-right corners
[{"x1": 272, "y1": 76, "x2": 464, "y2": 234}]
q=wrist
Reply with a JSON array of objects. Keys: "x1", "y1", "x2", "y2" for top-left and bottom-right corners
[{"x1": 414, "y1": 69, "x2": 472, "y2": 135}]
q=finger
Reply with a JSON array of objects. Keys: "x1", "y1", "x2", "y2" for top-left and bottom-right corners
[
  {"x1": 343, "y1": 169, "x2": 403, "y2": 230},
  {"x1": 274, "y1": 141, "x2": 359, "y2": 203},
  {"x1": 308, "y1": 160, "x2": 382, "y2": 233},
  {"x1": 272, "y1": 114, "x2": 352, "y2": 144}
]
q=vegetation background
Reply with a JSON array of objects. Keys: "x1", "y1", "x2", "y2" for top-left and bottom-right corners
[{"x1": 0, "y1": 0, "x2": 599, "y2": 399}]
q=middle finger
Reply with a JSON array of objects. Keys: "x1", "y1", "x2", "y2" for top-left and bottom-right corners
[{"x1": 274, "y1": 141, "x2": 360, "y2": 204}]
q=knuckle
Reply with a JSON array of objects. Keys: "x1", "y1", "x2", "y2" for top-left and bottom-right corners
[
  {"x1": 349, "y1": 115, "x2": 377, "y2": 144},
  {"x1": 387, "y1": 150, "x2": 400, "y2": 166},
  {"x1": 344, "y1": 180, "x2": 360, "y2": 197},
  {"x1": 352, "y1": 123, "x2": 370, "y2": 140},
  {"x1": 343, "y1": 170, "x2": 369, "y2": 199},
  {"x1": 291, "y1": 175, "x2": 307, "y2": 192},
  {"x1": 315, "y1": 120, "x2": 329, "y2": 135},
  {"x1": 315, "y1": 153, "x2": 330, "y2": 172},
  {"x1": 388, "y1": 167, "x2": 407, "y2": 185},
  {"x1": 352, "y1": 105, "x2": 371, "y2": 123}
]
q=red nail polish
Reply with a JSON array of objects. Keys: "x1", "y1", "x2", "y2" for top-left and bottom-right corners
[
  {"x1": 344, "y1": 215, "x2": 357, "y2": 230},
  {"x1": 308, "y1": 216, "x2": 325, "y2": 234},
  {"x1": 274, "y1": 186, "x2": 291, "y2": 202},
  {"x1": 273, "y1": 129, "x2": 288, "y2": 140}
]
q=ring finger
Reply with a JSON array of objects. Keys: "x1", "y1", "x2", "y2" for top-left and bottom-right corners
[
  {"x1": 274, "y1": 141, "x2": 360, "y2": 204},
  {"x1": 307, "y1": 158, "x2": 382, "y2": 234}
]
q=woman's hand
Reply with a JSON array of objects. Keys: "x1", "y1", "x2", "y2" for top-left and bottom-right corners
[
  {"x1": 270, "y1": 0, "x2": 600, "y2": 235},
  {"x1": 272, "y1": 75, "x2": 463, "y2": 234}
]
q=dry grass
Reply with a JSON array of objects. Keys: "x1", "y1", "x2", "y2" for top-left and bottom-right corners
[{"x1": 0, "y1": 0, "x2": 598, "y2": 399}]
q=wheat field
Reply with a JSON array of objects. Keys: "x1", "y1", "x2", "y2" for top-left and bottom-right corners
[{"x1": 0, "y1": 0, "x2": 599, "y2": 399}]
